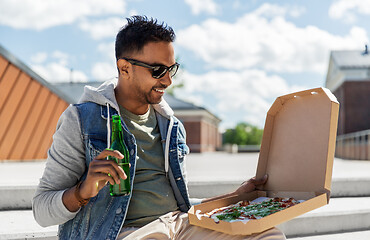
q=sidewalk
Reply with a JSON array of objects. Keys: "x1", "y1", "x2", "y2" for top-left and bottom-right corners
[
  {"x1": 186, "y1": 152, "x2": 370, "y2": 181},
  {"x1": 1, "y1": 152, "x2": 370, "y2": 188}
]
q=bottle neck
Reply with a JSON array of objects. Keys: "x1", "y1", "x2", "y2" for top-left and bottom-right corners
[
  {"x1": 112, "y1": 121, "x2": 122, "y2": 132},
  {"x1": 111, "y1": 117, "x2": 124, "y2": 146},
  {"x1": 111, "y1": 129, "x2": 123, "y2": 141}
]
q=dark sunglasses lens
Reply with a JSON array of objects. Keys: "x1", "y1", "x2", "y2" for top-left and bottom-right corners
[
  {"x1": 152, "y1": 66, "x2": 167, "y2": 79},
  {"x1": 169, "y1": 64, "x2": 179, "y2": 77}
]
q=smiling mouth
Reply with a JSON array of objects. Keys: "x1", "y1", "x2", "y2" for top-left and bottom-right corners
[{"x1": 154, "y1": 88, "x2": 165, "y2": 93}]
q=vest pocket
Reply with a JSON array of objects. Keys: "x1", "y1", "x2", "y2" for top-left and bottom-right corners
[{"x1": 86, "y1": 136, "x2": 107, "y2": 164}]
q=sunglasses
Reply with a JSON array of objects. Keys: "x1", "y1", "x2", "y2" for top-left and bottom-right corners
[{"x1": 121, "y1": 58, "x2": 180, "y2": 79}]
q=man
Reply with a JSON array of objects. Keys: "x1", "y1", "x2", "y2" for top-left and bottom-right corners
[{"x1": 33, "y1": 16, "x2": 285, "y2": 239}]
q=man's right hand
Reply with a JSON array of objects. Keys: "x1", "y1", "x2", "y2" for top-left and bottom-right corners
[
  {"x1": 79, "y1": 149, "x2": 127, "y2": 199},
  {"x1": 62, "y1": 149, "x2": 127, "y2": 212}
]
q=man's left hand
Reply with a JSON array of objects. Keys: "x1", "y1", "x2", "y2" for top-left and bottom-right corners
[{"x1": 234, "y1": 174, "x2": 268, "y2": 196}]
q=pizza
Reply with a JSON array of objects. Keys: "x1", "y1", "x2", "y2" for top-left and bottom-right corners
[{"x1": 201, "y1": 197, "x2": 303, "y2": 223}]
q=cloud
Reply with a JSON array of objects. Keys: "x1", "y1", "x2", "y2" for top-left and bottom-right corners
[
  {"x1": 79, "y1": 17, "x2": 126, "y2": 40},
  {"x1": 30, "y1": 52, "x2": 48, "y2": 64},
  {"x1": 0, "y1": 0, "x2": 126, "y2": 30},
  {"x1": 174, "y1": 69, "x2": 307, "y2": 128},
  {"x1": 91, "y1": 62, "x2": 117, "y2": 81},
  {"x1": 177, "y1": 3, "x2": 368, "y2": 75},
  {"x1": 90, "y1": 42, "x2": 117, "y2": 81},
  {"x1": 30, "y1": 51, "x2": 88, "y2": 82},
  {"x1": 254, "y1": 2, "x2": 305, "y2": 19},
  {"x1": 329, "y1": 0, "x2": 370, "y2": 23},
  {"x1": 128, "y1": 9, "x2": 139, "y2": 16},
  {"x1": 184, "y1": 0, "x2": 219, "y2": 15}
]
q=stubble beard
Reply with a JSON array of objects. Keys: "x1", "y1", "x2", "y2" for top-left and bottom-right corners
[
  {"x1": 147, "y1": 83, "x2": 167, "y2": 104},
  {"x1": 145, "y1": 89, "x2": 163, "y2": 104},
  {"x1": 137, "y1": 87, "x2": 164, "y2": 105}
]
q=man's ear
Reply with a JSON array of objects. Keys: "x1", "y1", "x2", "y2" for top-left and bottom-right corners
[{"x1": 117, "y1": 59, "x2": 130, "y2": 79}]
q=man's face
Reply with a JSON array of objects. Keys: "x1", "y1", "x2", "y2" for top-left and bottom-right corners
[{"x1": 122, "y1": 41, "x2": 176, "y2": 106}]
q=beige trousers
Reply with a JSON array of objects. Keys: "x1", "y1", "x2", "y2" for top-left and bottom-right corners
[{"x1": 118, "y1": 211, "x2": 286, "y2": 240}]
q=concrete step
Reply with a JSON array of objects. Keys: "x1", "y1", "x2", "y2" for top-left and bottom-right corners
[
  {"x1": 1, "y1": 177, "x2": 370, "y2": 210},
  {"x1": 331, "y1": 178, "x2": 370, "y2": 197},
  {"x1": 0, "y1": 185, "x2": 36, "y2": 210},
  {"x1": 187, "y1": 177, "x2": 370, "y2": 199},
  {"x1": 2, "y1": 154, "x2": 370, "y2": 210},
  {"x1": 1, "y1": 197, "x2": 369, "y2": 239},
  {"x1": 1, "y1": 177, "x2": 369, "y2": 211},
  {"x1": 0, "y1": 210, "x2": 57, "y2": 240},
  {"x1": 278, "y1": 197, "x2": 370, "y2": 238},
  {"x1": 287, "y1": 230, "x2": 370, "y2": 240}
]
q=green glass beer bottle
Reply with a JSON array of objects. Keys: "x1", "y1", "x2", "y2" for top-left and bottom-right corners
[{"x1": 109, "y1": 115, "x2": 131, "y2": 196}]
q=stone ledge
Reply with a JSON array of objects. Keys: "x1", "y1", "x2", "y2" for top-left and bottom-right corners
[
  {"x1": 2, "y1": 198, "x2": 369, "y2": 239},
  {"x1": 1, "y1": 178, "x2": 370, "y2": 210}
]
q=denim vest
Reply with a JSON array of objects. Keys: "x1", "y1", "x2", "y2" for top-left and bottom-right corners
[{"x1": 58, "y1": 102, "x2": 190, "y2": 240}]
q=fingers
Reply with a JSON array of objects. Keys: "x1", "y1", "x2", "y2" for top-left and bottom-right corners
[
  {"x1": 95, "y1": 149, "x2": 124, "y2": 160},
  {"x1": 89, "y1": 160, "x2": 126, "y2": 184},
  {"x1": 93, "y1": 148, "x2": 128, "y2": 180},
  {"x1": 251, "y1": 174, "x2": 268, "y2": 186},
  {"x1": 94, "y1": 172, "x2": 117, "y2": 185},
  {"x1": 116, "y1": 164, "x2": 127, "y2": 180}
]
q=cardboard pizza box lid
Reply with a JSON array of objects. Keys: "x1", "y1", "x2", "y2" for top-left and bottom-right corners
[
  {"x1": 255, "y1": 87, "x2": 339, "y2": 201},
  {"x1": 188, "y1": 87, "x2": 339, "y2": 235}
]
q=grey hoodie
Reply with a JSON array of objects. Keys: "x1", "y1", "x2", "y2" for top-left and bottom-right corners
[{"x1": 32, "y1": 79, "x2": 180, "y2": 227}]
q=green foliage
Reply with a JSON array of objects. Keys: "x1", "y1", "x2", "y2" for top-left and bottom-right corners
[
  {"x1": 167, "y1": 55, "x2": 184, "y2": 96},
  {"x1": 223, "y1": 122, "x2": 263, "y2": 145},
  {"x1": 166, "y1": 81, "x2": 184, "y2": 96}
]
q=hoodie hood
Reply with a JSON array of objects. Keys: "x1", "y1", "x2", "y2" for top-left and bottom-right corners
[{"x1": 78, "y1": 79, "x2": 174, "y2": 119}]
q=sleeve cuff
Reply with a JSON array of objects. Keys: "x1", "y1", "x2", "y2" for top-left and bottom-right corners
[{"x1": 55, "y1": 190, "x2": 81, "y2": 219}]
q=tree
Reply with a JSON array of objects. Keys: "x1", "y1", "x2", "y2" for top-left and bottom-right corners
[
  {"x1": 166, "y1": 81, "x2": 184, "y2": 96},
  {"x1": 223, "y1": 122, "x2": 263, "y2": 145},
  {"x1": 167, "y1": 55, "x2": 185, "y2": 96}
]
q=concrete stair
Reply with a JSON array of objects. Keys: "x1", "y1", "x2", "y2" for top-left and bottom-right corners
[
  {"x1": 0, "y1": 210, "x2": 57, "y2": 240},
  {"x1": 1, "y1": 155, "x2": 370, "y2": 239},
  {"x1": 279, "y1": 197, "x2": 370, "y2": 238},
  {"x1": 288, "y1": 230, "x2": 370, "y2": 240}
]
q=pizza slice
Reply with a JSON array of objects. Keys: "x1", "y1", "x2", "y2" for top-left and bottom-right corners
[{"x1": 201, "y1": 197, "x2": 304, "y2": 223}]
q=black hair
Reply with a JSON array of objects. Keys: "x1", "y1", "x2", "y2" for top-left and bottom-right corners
[{"x1": 115, "y1": 15, "x2": 176, "y2": 60}]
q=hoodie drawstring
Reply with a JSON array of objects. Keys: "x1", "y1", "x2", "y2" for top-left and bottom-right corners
[
  {"x1": 164, "y1": 117, "x2": 174, "y2": 177},
  {"x1": 106, "y1": 103, "x2": 111, "y2": 149}
]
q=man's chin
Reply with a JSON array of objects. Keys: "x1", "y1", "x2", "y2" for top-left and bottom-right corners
[{"x1": 147, "y1": 96, "x2": 163, "y2": 105}]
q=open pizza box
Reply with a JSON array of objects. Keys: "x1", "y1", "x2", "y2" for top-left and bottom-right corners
[{"x1": 188, "y1": 87, "x2": 339, "y2": 235}]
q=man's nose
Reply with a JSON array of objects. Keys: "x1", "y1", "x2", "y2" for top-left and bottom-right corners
[{"x1": 160, "y1": 72, "x2": 172, "y2": 87}]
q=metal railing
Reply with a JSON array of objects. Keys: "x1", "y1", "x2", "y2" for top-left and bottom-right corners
[{"x1": 336, "y1": 129, "x2": 370, "y2": 160}]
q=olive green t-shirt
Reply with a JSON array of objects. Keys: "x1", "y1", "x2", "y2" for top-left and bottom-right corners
[{"x1": 119, "y1": 105, "x2": 179, "y2": 227}]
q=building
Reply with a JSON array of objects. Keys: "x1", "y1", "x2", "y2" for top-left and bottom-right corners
[
  {"x1": 325, "y1": 45, "x2": 370, "y2": 135},
  {"x1": 326, "y1": 45, "x2": 370, "y2": 160},
  {"x1": 164, "y1": 94, "x2": 222, "y2": 153},
  {"x1": 53, "y1": 82, "x2": 222, "y2": 153},
  {"x1": 0, "y1": 45, "x2": 71, "y2": 160}
]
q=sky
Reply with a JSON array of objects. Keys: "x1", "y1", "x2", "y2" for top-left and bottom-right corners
[{"x1": 1, "y1": 0, "x2": 370, "y2": 131}]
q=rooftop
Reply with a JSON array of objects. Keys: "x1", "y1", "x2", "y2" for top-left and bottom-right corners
[
  {"x1": 52, "y1": 81, "x2": 217, "y2": 114},
  {"x1": 331, "y1": 47, "x2": 370, "y2": 69},
  {"x1": 0, "y1": 44, "x2": 74, "y2": 103}
]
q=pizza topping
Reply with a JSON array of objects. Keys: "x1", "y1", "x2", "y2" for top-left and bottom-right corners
[{"x1": 203, "y1": 197, "x2": 303, "y2": 223}]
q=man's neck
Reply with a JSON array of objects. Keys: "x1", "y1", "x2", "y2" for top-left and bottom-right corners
[{"x1": 114, "y1": 88, "x2": 149, "y2": 115}]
